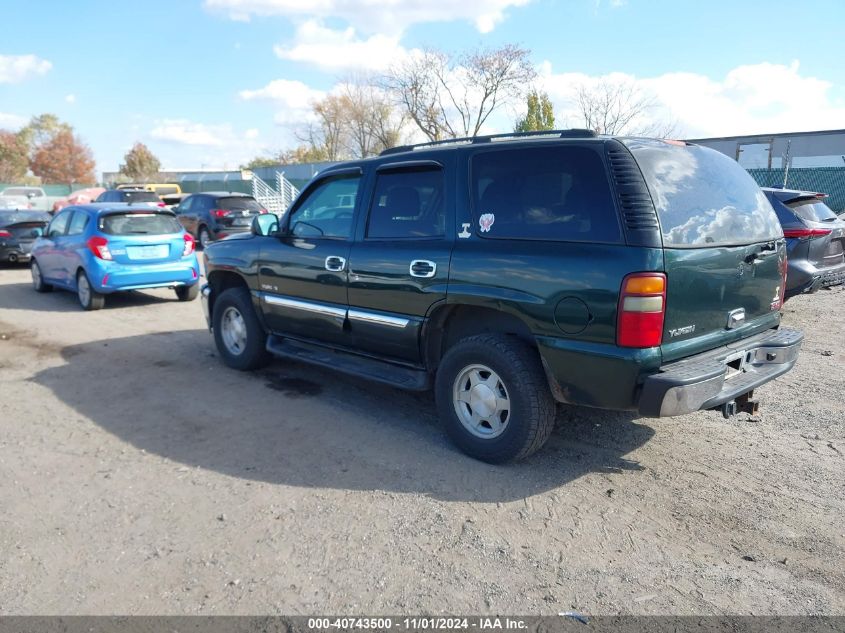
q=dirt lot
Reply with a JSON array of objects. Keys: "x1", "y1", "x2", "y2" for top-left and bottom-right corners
[{"x1": 0, "y1": 264, "x2": 843, "y2": 615}]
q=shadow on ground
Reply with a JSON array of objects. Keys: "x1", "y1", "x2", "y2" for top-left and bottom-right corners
[
  {"x1": 0, "y1": 282, "x2": 176, "y2": 312},
  {"x1": 33, "y1": 329, "x2": 655, "y2": 502}
]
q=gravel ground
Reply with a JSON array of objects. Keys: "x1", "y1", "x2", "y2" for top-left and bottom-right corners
[{"x1": 0, "y1": 264, "x2": 843, "y2": 615}]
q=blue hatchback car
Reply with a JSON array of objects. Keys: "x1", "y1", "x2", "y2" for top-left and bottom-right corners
[{"x1": 30, "y1": 203, "x2": 200, "y2": 310}]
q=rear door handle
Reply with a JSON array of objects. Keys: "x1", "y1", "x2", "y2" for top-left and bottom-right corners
[
  {"x1": 410, "y1": 259, "x2": 436, "y2": 278},
  {"x1": 325, "y1": 255, "x2": 347, "y2": 272}
]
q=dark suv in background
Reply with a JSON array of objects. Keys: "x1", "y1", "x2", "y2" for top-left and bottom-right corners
[
  {"x1": 95, "y1": 189, "x2": 163, "y2": 206},
  {"x1": 762, "y1": 188, "x2": 845, "y2": 299},
  {"x1": 200, "y1": 130, "x2": 803, "y2": 463},
  {"x1": 174, "y1": 192, "x2": 267, "y2": 249}
]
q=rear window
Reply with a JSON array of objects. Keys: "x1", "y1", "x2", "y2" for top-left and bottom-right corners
[
  {"x1": 3, "y1": 222, "x2": 46, "y2": 238},
  {"x1": 470, "y1": 145, "x2": 621, "y2": 242},
  {"x1": 627, "y1": 140, "x2": 782, "y2": 247},
  {"x1": 216, "y1": 197, "x2": 262, "y2": 213},
  {"x1": 787, "y1": 200, "x2": 838, "y2": 223},
  {"x1": 99, "y1": 212, "x2": 182, "y2": 235},
  {"x1": 120, "y1": 190, "x2": 160, "y2": 203}
]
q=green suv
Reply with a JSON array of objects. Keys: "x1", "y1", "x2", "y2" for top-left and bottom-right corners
[{"x1": 200, "y1": 131, "x2": 803, "y2": 463}]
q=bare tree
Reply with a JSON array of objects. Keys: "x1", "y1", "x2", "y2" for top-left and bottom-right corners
[
  {"x1": 574, "y1": 79, "x2": 678, "y2": 137},
  {"x1": 339, "y1": 78, "x2": 405, "y2": 157},
  {"x1": 385, "y1": 44, "x2": 536, "y2": 141}
]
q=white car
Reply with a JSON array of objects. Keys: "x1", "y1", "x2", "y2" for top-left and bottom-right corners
[{"x1": 0, "y1": 186, "x2": 47, "y2": 210}]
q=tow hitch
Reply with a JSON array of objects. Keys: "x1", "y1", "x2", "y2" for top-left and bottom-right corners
[{"x1": 718, "y1": 391, "x2": 759, "y2": 419}]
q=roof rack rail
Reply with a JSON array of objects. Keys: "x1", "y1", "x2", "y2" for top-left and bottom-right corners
[{"x1": 379, "y1": 128, "x2": 598, "y2": 156}]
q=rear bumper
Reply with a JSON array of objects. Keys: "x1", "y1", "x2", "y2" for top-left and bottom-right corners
[
  {"x1": 787, "y1": 259, "x2": 845, "y2": 298},
  {"x1": 90, "y1": 257, "x2": 200, "y2": 293},
  {"x1": 638, "y1": 327, "x2": 803, "y2": 417}
]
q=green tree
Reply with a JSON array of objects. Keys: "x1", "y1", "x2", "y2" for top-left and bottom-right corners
[
  {"x1": 119, "y1": 142, "x2": 161, "y2": 181},
  {"x1": 514, "y1": 90, "x2": 555, "y2": 132},
  {"x1": 18, "y1": 114, "x2": 72, "y2": 153},
  {"x1": 241, "y1": 155, "x2": 282, "y2": 170},
  {"x1": 0, "y1": 130, "x2": 30, "y2": 182}
]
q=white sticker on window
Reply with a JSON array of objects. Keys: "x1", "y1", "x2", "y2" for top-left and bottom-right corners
[{"x1": 479, "y1": 213, "x2": 495, "y2": 233}]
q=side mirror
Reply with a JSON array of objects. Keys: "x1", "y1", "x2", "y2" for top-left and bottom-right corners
[{"x1": 252, "y1": 213, "x2": 280, "y2": 236}]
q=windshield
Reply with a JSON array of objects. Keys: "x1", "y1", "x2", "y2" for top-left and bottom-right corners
[
  {"x1": 626, "y1": 140, "x2": 783, "y2": 247},
  {"x1": 120, "y1": 191, "x2": 160, "y2": 203},
  {"x1": 99, "y1": 212, "x2": 182, "y2": 235}
]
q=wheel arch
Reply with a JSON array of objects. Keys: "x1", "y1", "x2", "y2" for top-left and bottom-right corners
[
  {"x1": 207, "y1": 269, "x2": 251, "y2": 321},
  {"x1": 422, "y1": 304, "x2": 537, "y2": 371}
]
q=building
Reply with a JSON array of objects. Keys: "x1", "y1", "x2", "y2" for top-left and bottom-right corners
[{"x1": 689, "y1": 129, "x2": 845, "y2": 212}]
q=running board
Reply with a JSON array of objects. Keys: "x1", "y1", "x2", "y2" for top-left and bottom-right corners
[{"x1": 265, "y1": 335, "x2": 431, "y2": 391}]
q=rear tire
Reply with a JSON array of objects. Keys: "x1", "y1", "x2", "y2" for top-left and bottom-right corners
[
  {"x1": 175, "y1": 284, "x2": 199, "y2": 302},
  {"x1": 212, "y1": 286, "x2": 270, "y2": 370},
  {"x1": 31, "y1": 260, "x2": 52, "y2": 292},
  {"x1": 435, "y1": 334, "x2": 556, "y2": 463},
  {"x1": 76, "y1": 270, "x2": 105, "y2": 311}
]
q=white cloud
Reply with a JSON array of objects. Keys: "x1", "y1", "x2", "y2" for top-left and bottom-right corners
[
  {"x1": 150, "y1": 119, "x2": 231, "y2": 146},
  {"x1": 537, "y1": 60, "x2": 845, "y2": 138},
  {"x1": 146, "y1": 119, "x2": 271, "y2": 170},
  {"x1": 0, "y1": 54, "x2": 52, "y2": 83},
  {"x1": 65, "y1": 94, "x2": 76, "y2": 104},
  {"x1": 0, "y1": 112, "x2": 27, "y2": 129},
  {"x1": 204, "y1": 0, "x2": 530, "y2": 33},
  {"x1": 239, "y1": 78, "x2": 326, "y2": 124},
  {"x1": 274, "y1": 20, "x2": 408, "y2": 72}
]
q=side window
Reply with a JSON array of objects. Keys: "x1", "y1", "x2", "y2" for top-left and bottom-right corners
[
  {"x1": 288, "y1": 175, "x2": 361, "y2": 239},
  {"x1": 179, "y1": 197, "x2": 194, "y2": 212},
  {"x1": 67, "y1": 211, "x2": 89, "y2": 236},
  {"x1": 48, "y1": 211, "x2": 71, "y2": 237},
  {"x1": 366, "y1": 167, "x2": 445, "y2": 239},
  {"x1": 471, "y1": 146, "x2": 622, "y2": 243}
]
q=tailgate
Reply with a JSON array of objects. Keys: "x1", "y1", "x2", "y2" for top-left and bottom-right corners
[{"x1": 661, "y1": 242, "x2": 785, "y2": 361}]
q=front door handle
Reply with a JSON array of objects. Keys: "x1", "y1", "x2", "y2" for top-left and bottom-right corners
[
  {"x1": 410, "y1": 259, "x2": 436, "y2": 278},
  {"x1": 325, "y1": 255, "x2": 347, "y2": 272}
]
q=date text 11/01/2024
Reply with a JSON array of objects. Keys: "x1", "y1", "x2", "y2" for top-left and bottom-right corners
[{"x1": 306, "y1": 617, "x2": 529, "y2": 630}]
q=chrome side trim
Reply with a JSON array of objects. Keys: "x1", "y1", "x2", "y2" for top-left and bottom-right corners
[
  {"x1": 262, "y1": 293, "x2": 346, "y2": 319},
  {"x1": 348, "y1": 309, "x2": 409, "y2": 329}
]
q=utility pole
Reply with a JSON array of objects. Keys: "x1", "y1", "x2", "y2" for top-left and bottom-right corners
[{"x1": 782, "y1": 140, "x2": 792, "y2": 188}]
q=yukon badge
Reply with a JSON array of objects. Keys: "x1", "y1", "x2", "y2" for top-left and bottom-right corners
[{"x1": 669, "y1": 325, "x2": 696, "y2": 338}]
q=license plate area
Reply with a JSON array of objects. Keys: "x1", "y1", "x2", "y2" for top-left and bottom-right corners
[
  {"x1": 127, "y1": 244, "x2": 169, "y2": 260},
  {"x1": 232, "y1": 217, "x2": 251, "y2": 227}
]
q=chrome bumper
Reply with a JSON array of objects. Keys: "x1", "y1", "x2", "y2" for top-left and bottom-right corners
[{"x1": 639, "y1": 327, "x2": 804, "y2": 417}]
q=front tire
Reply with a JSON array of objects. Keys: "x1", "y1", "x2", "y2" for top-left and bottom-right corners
[
  {"x1": 77, "y1": 270, "x2": 105, "y2": 310},
  {"x1": 31, "y1": 260, "x2": 52, "y2": 292},
  {"x1": 435, "y1": 334, "x2": 556, "y2": 463},
  {"x1": 212, "y1": 286, "x2": 269, "y2": 370},
  {"x1": 175, "y1": 284, "x2": 199, "y2": 302}
]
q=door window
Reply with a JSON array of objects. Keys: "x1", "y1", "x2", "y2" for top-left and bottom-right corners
[
  {"x1": 470, "y1": 145, "x2": 621, "y2": 243},
  {"x1": 288, "y1": 175, "x2": 360, "y2": 239},
  {"x1": 47, "y1": 211, "x2": 71, "y2": 237},
  {"x1": 367, "y1": 167, "x2": 445, "y2": 239},
  {"x1": 67, "y1": 211, "x2": 89, "y2": 235}
]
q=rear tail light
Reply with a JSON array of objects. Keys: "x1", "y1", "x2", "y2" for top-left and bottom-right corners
[
  {"x1": 782, "y1": 228, "x2": 832, "y2": 239},
  {"x1": 157, "y1": 202, "x2": 166, "y2": 208},
  {"x1": 0, "y1": 230, "x2": 11, "y2": 238},
  {"x1": 183, "y1": 232, "x2": 195, "y2": 256},
  {"x1": 211, "y1": 209, "x2": 229, "y2": 218},
  {"x1": 259, "y1": 208, "x2": 268, "y2": 214},
  {"x1": 617, "y1": 273, "x2": 666, "y2": 348},
  {"x1": 87, "y1": 236, "x2": 113, "y2": 260}
]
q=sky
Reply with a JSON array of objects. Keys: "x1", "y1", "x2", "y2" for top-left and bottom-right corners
[{"x1": 1, "y1": 0, "x2": 844, "y2": 175}]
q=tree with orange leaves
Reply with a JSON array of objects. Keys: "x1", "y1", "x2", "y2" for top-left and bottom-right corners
[{"x1": 30, "y1": 129, "x2": 96, "y2": 185}]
